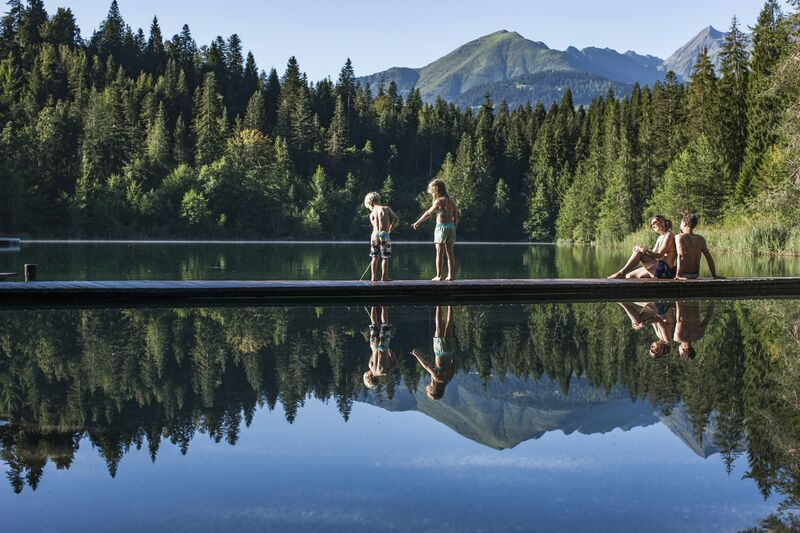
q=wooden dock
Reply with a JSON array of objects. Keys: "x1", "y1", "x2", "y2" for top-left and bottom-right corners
[{"x1": 0, "y1": 277, "x2": 798, "y2": 308}]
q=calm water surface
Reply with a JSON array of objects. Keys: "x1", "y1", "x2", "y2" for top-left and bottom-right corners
[
  {"x1": 2, "y1": 241, "x2": 800, "y2": 280},
  {"x1": 1, "y1": 301, "x2": 798, "y2": 531}
]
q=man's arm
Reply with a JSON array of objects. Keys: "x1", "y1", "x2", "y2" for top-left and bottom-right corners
[{"x1": 701, "y1": 238, "x2": 722, "y2": 279}]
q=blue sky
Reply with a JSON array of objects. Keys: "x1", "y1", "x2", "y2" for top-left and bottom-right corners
[{"x1": 39, "y1": 0, "x2": 765, "y2": 81}]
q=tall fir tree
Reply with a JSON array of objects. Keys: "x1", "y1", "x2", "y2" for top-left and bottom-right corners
[
  {"x1": 736, "y1": 0, "x2": 789, "y2": 202},
  {"x1": 718, "y1": 16, "x2": 751, "y2": 192}
]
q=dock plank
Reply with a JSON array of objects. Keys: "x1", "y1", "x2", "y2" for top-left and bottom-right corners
[{"x1": 0, "y1": 277, "x2": 798, "y2": 308}]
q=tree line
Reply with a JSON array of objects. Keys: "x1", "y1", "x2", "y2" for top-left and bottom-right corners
[{"x1": 0, "y1": 0, "x2": 798, "y2": 242}]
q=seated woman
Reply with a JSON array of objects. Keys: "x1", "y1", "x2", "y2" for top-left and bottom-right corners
[{"x1": 608, "y1": 215, "x2": 676, "y2": 279}]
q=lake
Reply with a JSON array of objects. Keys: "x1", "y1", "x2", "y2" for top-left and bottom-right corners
[
  {"x1": 2, "y1": 240, "x2": 800, "y2": 280},
  {"x1": 0, "y1": 243, "x2": 798, "y2": 531}
]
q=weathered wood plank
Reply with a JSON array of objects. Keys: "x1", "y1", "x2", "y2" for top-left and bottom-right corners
[{"x1": 0, "y1": 277, "x2": 798, "y2": 308}]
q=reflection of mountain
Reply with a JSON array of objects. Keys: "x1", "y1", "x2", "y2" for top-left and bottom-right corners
[{"x1": 364, "y1": 374, "x2": 719, "y2": 456}]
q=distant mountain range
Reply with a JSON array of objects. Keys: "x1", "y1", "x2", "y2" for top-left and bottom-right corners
[
  {"x1": 363, "y1": 374, "x2": 720, "y2": 457},
  {"x1": 357, "y1": 27, "x2": 751, "y2": 108}
]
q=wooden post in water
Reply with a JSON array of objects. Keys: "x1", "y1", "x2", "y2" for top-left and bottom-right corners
[{"x1": 24, "y1": 264, "x2": 37, "y2": 282}]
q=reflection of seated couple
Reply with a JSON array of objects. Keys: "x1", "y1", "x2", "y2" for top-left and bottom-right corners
[{"x1": 618, "y1": 301, "x2": 715, "y2": 359}]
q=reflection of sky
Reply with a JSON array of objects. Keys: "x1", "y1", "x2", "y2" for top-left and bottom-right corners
[{"x1": 3, "y1": 400, "x2": 778, "y2": 532}]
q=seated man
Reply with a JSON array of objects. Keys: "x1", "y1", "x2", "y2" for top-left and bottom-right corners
[{"x1": 675, "y1": 213, "x2": 723, "y2": 280}]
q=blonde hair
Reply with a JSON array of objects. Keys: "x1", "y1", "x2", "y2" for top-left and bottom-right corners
[
  {"x1": 427, "y1": 179, "x2": 448, "y2": 199},
  {"x1": 364, "y1": 192, "x2": 380, "y2": 209}
]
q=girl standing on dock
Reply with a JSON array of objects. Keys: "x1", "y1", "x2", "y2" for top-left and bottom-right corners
[{"x1": 411, "y1": 179, "x2": 459, "y2": 281}]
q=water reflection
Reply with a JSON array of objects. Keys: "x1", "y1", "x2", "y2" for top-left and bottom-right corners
[
  {"x1": 0, "y1": 301, "x2": 798, "y2": 528},
  {"x1": 410, "y1": 305, "x2": 456, "y2": 400},
  {"x1": 617, "y1": 301, "x2": 715, "y2": 360},
  {"x1": 6, "y1": 242, "x2": 800, "y2": 280}
]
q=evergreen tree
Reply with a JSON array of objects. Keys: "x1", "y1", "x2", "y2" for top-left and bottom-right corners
[
  {"x1": 718, "y1": 16, "x2": 751, "y2": 190},
  {"x1": 243, "y1": 89, "x2": 265, "y2": 133},
  {"x1": 647, "y1": 135, "x2": 727, "y2": 223},
  {"x1": 193, "y1": 72, "x2": 226, "y2": 167},
  {"x1": 686, "y1": 48, "x2": 720, "y2": 147},
  {"x1": 736, "y1": 0, "x2": 789, "y2": 202}
]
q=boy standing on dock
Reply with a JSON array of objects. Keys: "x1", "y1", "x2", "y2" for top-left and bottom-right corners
[{"x1": 364, "y1": 192, "x2": 399, "y2": 282}]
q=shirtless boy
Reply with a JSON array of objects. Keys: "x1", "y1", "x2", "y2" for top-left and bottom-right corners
[
  {"x1": 675, "y1": 213, "x2": 722, "y2": 280},
  {"x1": 364, "y1": 192, "x2": 399, "y2": 282}
]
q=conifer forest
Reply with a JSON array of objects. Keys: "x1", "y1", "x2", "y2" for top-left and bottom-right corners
[{"x1": 0, "y1": 0, "x2": 798, "y2": 244}]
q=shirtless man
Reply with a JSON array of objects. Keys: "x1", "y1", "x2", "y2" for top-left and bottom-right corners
[
  {"x1": 364, "y1": 192, "x2": 400, "y2": 281},
  {"x1": 675, "y1": 213, "x2": 722, "y2": 280},
  {"x1": 674, "y1": 301, "x2": 715, "y2": 360}
]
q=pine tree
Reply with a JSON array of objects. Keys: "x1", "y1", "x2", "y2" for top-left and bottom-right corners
[
  {"x1": 647, "y1": 135, "x2": 727, "y2": 223},
  {"x1": 243, "y1": 89, "x2": 265, "y2": 133},
  {"x1": 326, "y1": 95, "x2": 347, "y2": 158},
  {"x1": 263, "y1": 68, "x2": 280, "y2": 134},
  {"x1": 146, "y1": 102, "x2": 170, "y2": 167},
  {"x1": 736, "y1": 0, "x2": 789, "y2": 202},
  {"x1": 718, "y1": 16, "x2": 750, "y2": 190},
  {"x1": 193, "y1": 72, "x2": 227, "y2": 167},
  {"x1": 686, "y1": 48, "x2": 720, "y2": 147},
  {"x1": 145, "y1": 16, "x2": 165, "y2": 75}
]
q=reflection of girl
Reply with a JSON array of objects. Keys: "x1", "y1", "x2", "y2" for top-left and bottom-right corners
[
  {"x1": 363, "y1": 307, "x2": 397, "y2": 389},
  {"x1": 410, "y1": 306, "x2": 455, "y2": 400},
  {"x1": 617, "y1": 302, "x2": 675, "y2": 357}
]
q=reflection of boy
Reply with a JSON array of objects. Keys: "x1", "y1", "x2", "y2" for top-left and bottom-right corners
[
  {"x1": 674, "y1": 301, "x2": 715, "y2": 360},
  {"x1": 363, "y1": 307, "x2": 397, "y2": 389},
  {"x1": 410, "y1": 306, "x2": 456, "y2": 400}
]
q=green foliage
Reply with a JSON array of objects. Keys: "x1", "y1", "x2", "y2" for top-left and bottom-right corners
[
  {"x1": 0, "y1": 2, "x2": 797, "y2": 244},
  {"x1": 647, "y1": 135, "x2": 726, "y2": 223}
]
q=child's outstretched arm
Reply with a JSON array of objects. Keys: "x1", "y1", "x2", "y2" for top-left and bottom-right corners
[
  {"x1": 410, "y1": 349, "x2": 435, "y2": 375},
  {"x1": 411, "y1": 200, "x2": 441, "y2": 230}
]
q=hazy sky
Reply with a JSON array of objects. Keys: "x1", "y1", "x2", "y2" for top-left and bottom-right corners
[{"x1": 38, "y1": 0, "x2": 765, "y2": 81}]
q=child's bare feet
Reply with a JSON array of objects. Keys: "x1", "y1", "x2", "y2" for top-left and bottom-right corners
[
  {"x1": 381, "y1": 276, "x2": 392, "y2": 282},
  {"x1": 431, "y1": 276, "x2": 443, "y2": 281},
  {"x1": 445, "y1": 276, "x2": 455, "y2": 281}
]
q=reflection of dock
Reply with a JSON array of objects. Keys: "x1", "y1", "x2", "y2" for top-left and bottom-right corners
[
  {"x1": 1, "y1": 277, "x2": 799, "y2": 308},
  {"x1": 0, "y1": 237, "x2": 20, "y2": 252}
]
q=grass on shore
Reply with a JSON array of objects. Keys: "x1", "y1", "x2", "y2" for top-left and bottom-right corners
[{"x1": 605, "y1": 219, "x2": 800, "y2": 256}]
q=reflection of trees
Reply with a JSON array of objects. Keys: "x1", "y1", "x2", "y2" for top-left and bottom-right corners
[{"x1": 0, "y1": 301, "x2": 797, "y2": 522}]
